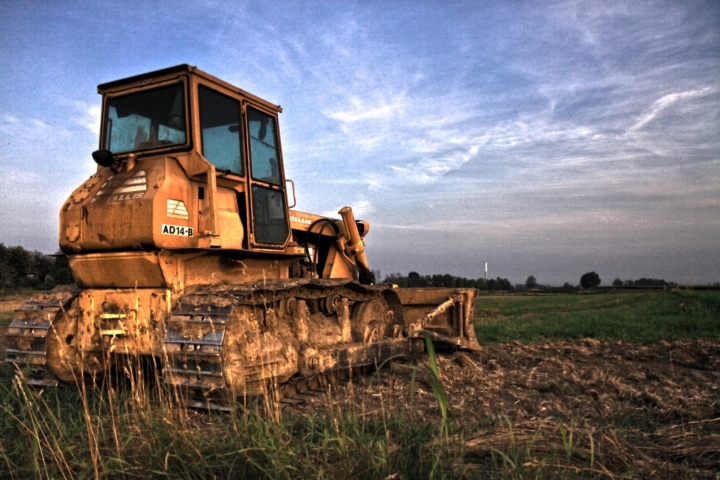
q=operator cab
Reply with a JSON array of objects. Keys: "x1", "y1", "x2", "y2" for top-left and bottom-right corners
[{"x1": 94, "y1": 64, "x2": 292, "y2": 251}]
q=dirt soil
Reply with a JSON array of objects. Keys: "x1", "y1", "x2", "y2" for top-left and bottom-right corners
[
  {"x1": 1, "y1": 305, "x2": 718, "y2": 477},
  {"x1": 311, "y1": 338, "x2": 720, "y2": 479},
  {"x1": 0, "y1": 298, "x2": 28, "y2": 310}
]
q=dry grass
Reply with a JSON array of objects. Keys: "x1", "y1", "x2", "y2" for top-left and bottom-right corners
[{"x1": 317, "y1": 338, "x2": 720, "y2": 479}]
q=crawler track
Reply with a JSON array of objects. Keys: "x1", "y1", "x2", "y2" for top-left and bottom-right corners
[
  {"x1": 4, "y1": 280, "x2": 477, "y2": 413},
  {"x1": 162, "y1": 279, "x2": 419, "y2": 410},
  {"x1": 4, "y1": 289, "x2": 78, "y2": 386}
]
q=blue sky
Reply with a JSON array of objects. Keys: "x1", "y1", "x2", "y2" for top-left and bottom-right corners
[{"x1": 1, "y1": 0, "x2": 719, "y2": 285}]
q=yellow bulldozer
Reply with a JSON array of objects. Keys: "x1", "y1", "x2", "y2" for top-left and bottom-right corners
[{"x1": 5, "y1": 65, "x2": 480, "y2": 409}]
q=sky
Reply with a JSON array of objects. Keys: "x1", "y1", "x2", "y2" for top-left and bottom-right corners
[{"x1": 1, "y1": 0, "x2": 719, "y2": 286}]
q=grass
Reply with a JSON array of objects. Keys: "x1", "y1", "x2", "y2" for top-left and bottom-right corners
[
  {"x1": 0, "y1": 290, "x2": 36, "y2": 327},
  {"x1": 0, "y1": 346, "x2": 466, "y2": 479},
  {"x1": 0, "y1": 289, "x2": 718, "y2": 478},
  {"x1": 474, "y1": 289, "x2": 720, "y2": 344},
  {"x1": 0, "y1": 310, "x2": 12, "y2": 328}
]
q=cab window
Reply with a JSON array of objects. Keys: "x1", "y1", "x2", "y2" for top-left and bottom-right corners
[
  {"x1": 105, "y1": 84, "x2": 186, "y2": 153},
  {"x1": 252, "y1": 185, "x2": 288, "y2": 244},
  {"x1": 248, "y1": 108, "x2": 281, "y2": 185},
  {"x1": 199, "y1": 86, "x2": 243, "y2": 175}
]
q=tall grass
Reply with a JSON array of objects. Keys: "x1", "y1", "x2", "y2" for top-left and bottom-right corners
[
  {"x1": 2, "y1": 368, "x2": 615, "y2": 479},
  {"x1": 0, "y1": 371, "x2": 632, "y2": 479},
  {"x1": 0, "y1": 341, "x2": 474, "y2": 479},
  {"x1": 0, "y1": 311, "x2": 13, "y2": 329}
]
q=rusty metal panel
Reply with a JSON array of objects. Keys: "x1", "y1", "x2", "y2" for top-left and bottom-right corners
[
  {"x1": 75, "y1": 288, "x2": 169, "y2": 356},
  {"x1": 70, "y1": 252, "x2": 166, "y2": 288},
  {"x1": 395, "y1": 287, "x2": 480, "y2": 350},
  {"x1": 394, "y1": 288, "x2": 463, "y2": 324}
]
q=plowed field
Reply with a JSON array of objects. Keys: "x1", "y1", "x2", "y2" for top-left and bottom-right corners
[{"x1": 296, "y1": 338, "x2": 720, "y2": 478}]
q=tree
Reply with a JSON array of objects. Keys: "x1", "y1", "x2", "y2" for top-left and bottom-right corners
[
  {"x1": 0, "y1": 246, "x2": 33, "y2": 290},
  {"x1": 0, "y1": 246, "x2": 74, "y2": 291},
  {"x1": 407, "y1": 271, "x2": 429, "y2": 287},
  {"x1": 31, "y1": 251, "x2": 54, "y2": 283},
  {"x1": 499, "y1": 277, "x2": 514, "y2": 290},
  {"x1": 633, "y1": 278, "x2": 673, "y2": 286},
  {"x1": 612, "y1": 278, "x2": 623, "y2": 287},
  {"x1": 525, "y1": 275, "x2": 537, "y2": 288},
  {"x1": 50, "y1": 251, "x2": 75, "y2": 286},
  {"x1": 382, "y1": 273, "x2": 407, "y2": 287},
  {"x1": 0, "y1": 244, "x2": 9, "y2": 292},
  {"x1": 380, "y1": 272, "x2": 508, "y2": 291},
  {"x1": 580, "y1": 271, "x2": 601, "y2": 289},
  {"x1": 489, "y1": 277, "x2": 513, "y2": 291}
]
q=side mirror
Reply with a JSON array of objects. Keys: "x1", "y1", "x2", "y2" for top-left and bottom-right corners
[{"x1": 92, "y1": 150, "x2": 114, "y2": 167}]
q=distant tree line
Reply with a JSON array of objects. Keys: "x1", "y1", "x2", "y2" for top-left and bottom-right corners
[
  {"x1": 612, "y1": 277, "x2": 676, "y2": 287},
  {"x1": 381, "y1": 271, "x2": 514, "y2": 291},
  {"x1": 520, "y1": 275, "x2": 578, "y2": 292},
  {"x1": 524, "y1": 272, "x2": 680, "y2": 291},
  {"x1": 0, "y1": 244, "x2": 74, "y2": 292}
]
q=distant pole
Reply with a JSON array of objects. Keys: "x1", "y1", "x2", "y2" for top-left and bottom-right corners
[{"x1": 484, "y1": 262, "x2": 488, "y2": 281}]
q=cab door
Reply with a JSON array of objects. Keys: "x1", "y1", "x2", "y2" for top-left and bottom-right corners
[{"x1": 245, "y1": 106, "x2": 290, "y2": 247}]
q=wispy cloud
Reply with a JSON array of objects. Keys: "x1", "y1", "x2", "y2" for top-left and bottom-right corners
[
  {"x1": 0, "y1": 164, "x2": 42, "y2": 184},
  {"x1": 627, "y1": 87, "x2": 714, "y2": 133},
  {"x1": 390, "y1": 145, "x2": 480, "y2": 184},
  {"x1": 326, "y1": 95, "x2": 407, "y2": 124},
  {"x1": 0, "y1": 111, "x2": 51, "y2": 137}
]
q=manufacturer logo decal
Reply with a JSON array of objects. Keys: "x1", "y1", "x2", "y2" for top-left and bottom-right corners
[
  {"x1": 290, "y1": 215, "x2": 312, "y2": 225},
  {"x1": 167, "y1": 199, "x2": 189, "y2": 219}
]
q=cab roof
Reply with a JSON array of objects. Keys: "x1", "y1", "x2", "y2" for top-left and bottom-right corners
[{"x1": 97, "y1": 64, "x2": 282, "y2": 113}]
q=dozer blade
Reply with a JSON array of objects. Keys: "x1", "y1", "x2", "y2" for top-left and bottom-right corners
[{"x1": 394, "y1": 287, "x2": 481, "y2": 350}]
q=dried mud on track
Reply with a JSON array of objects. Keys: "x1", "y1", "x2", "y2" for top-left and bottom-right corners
[{"x1": 309, "y1": 338, "x2": 720, "y2": 478}]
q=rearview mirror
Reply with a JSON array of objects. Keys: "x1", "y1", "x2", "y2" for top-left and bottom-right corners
[{"x1": 92, "y1": 149, "x2": 114, "y2": 167}]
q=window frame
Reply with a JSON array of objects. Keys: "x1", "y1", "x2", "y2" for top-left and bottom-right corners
[{"x1": 244, "y1": 105, "x2": 290, "y2": 248}]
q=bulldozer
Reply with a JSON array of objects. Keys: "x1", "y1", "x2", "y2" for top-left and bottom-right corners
[{"x1": 5, "y1": 65, "x2": 480, "y2": 409}]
